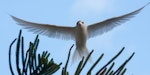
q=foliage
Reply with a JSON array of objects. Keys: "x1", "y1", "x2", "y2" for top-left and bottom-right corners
[
  {"x1": 9, "y1": 30, "x2": 135, "y2": 75},
  {"x1": 62, "y1": 45, "x2": 134, "y2": 75},
  {"x1": 9, "y1": 30, "x2": 62, "y2": 75}
]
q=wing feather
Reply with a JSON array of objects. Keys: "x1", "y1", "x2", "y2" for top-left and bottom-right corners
[
  {"x1": 88, "y1": 3, "x2": 148, "y2": 39},
  {"x1": 11, "y1": 16, "x2": 75, "y2": 40}
]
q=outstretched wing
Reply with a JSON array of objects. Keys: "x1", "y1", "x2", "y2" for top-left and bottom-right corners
[
  {"x1": 11, "y1": 16, "x2": 75, "y2": 40},
  {"x1": 88, "y1": 3, "x2": 148, "y2": 39}
]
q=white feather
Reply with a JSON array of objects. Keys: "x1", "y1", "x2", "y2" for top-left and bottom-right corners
[
  {"x1": 88, "y1": 3, "x2": 148, "y2": 39},
  {"x1": 11, "y1": 16, "x2": 75, "y2": 40}
]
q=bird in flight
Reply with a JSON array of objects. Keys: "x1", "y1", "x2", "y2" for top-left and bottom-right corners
[{"x1": 11, "y1": 3, "x2": 149, "y2": 62}]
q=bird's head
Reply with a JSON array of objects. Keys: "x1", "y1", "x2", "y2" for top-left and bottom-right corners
[{"x1": 77, "y1": 20, "x2": 84, "y2": 27}]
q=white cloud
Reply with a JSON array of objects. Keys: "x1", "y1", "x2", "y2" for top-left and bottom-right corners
[{"x1": 71, "y1": 0, "x2": 115, "y2": 17}]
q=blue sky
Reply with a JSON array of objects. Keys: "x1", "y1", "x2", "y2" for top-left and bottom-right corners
[{"x1": 0, "y1": 0, "x2": 150, "y2": 75}]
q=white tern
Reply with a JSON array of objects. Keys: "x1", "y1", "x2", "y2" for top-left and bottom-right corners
[{"x1": 11, "y1": 3, "x2": 149, "y2": 62}]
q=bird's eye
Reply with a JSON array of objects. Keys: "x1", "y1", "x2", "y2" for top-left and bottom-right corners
[{"x1": 82, "y1": 22, "x2": 84, "y2": 24}]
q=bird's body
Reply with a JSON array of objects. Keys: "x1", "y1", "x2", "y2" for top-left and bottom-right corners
[
  {"x1": 74, "y1": 21, "x2": 89, "y2": 61},
  {"x1": 76, "y1": 21, "x2": 87, "y2": 49},
  {"x1": 11, "y1": 3, "x2": 149, "y2": 62}
]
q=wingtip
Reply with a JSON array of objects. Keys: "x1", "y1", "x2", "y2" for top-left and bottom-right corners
[
  {"x1": 10, "y1": 15, "x2": 23, "y2": 23},
  {"x1": 8, "y1": 14, "x2": 14, "y2": 18},
  {"x1": 145, "y1": 2, "x2": 150, "y2": 6},
  {"x1": 147, "y1": 2, "x2": 150, "y2": 5},
  {"x1": 9, "y1": 15, "x2": 17, "y2": 20},
  {"x1": 142, "y1": 2, "x2": 150, "y2": 9},
  {"x1": 134, "y1": 2, "x2": 150, "y2": 13}
]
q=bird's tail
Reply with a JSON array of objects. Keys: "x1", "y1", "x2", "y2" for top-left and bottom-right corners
[{"x1": 72, "y1": 47, "x2": 92, "y2": 64}]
